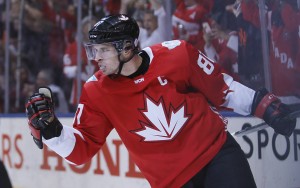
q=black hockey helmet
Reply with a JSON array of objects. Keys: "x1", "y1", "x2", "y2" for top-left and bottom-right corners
[
  {"x1": 88, "y1": 14, "x2": 139, "y2": 52},
  {"x1": 85, "y1": 14, "x2": 140, "y2": 76}
]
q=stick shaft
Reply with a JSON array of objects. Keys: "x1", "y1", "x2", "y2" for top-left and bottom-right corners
[{"x1": 233, "y1": 110, "x2": 300, "y2": 137}]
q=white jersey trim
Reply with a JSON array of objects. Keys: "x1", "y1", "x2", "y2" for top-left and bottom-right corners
[
  {"x1": 86, "y1": 75, "x2": 98, "y2": 83},
  {"x1": 142, "y1": 47, "x2": 154, "y2": 65},
  {"x1": 221, "y1": 73, "x2": 255, "y2": 115},
  {"x1": 43, "y1": 125, "x2": 84, "y2": 158}
]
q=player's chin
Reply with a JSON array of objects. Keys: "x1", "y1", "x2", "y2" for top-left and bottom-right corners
[{"x1": 100, "y1": 69, "x2": 113, "y2": 76}]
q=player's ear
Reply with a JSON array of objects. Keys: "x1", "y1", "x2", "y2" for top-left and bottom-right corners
[
  {"x1": 122, "y1": 43, "x2": 134, "y2": 58},
  {"x1": 123, "y1": 40, "x2": 134, "y2": 52}
]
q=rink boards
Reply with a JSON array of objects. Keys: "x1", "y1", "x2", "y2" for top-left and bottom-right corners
[{"x1": 0, "y1": 114, "x2": 299, "y2": 188}]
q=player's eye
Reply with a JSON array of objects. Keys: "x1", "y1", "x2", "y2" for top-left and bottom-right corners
[{"x1": 100, "y1": 48, "x2": 110, "y2": 52}]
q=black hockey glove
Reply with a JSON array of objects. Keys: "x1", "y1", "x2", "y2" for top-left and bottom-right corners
[
  {"x1": 251, "y1": 88, "x2": 296, "y2": 137},
  {"x1": 25, "y1": 87, "x2": 63, "y2": 149}
]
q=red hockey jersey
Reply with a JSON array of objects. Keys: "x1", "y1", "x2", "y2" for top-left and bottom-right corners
[
  {"x1": 269, "y1": 4, "x2": 299, "y2": 96},
  {"x1": 45, "y1": 40, "x2": 255, "y2": 188}
]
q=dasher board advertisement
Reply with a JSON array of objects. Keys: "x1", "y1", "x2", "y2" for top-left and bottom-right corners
[{"x1": 0, "y1": 116, "x2": 299, "y2": 188}]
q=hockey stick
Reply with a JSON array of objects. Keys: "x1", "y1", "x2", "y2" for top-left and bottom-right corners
[{"x1": 233, "y1": 110, "x2": 300, "y2": 137}]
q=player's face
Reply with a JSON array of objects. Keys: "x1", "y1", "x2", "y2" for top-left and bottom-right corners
[{"x1": 85, "y1": 43, "x2": 120, "y2": 75}]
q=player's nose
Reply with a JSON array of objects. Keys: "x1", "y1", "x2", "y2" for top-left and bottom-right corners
[{"x1": 94, "y1": 50, "x2": 105, "y2": 61}]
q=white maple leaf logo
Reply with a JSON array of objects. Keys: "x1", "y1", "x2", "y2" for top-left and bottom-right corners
[{"x1": 132, "y1": 97, "x2": 190, "y2": 141}]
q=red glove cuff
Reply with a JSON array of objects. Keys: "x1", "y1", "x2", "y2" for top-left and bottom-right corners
[
  {"x1": 28, "y1": 123, "x2": 41, "y2": 140},
  {"x1": 254, "y1": 93, "x2": 279, "y2": 118}
]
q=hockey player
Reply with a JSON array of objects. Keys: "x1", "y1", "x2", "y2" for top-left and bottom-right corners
[{"x1": 25, "y1": 14, "x2": 297, "y2": 188}]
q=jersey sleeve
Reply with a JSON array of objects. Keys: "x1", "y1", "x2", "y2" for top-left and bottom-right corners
[
  {"x1": 185, "y1": 42, "x2": 255, "y2": 115},
  {"x1": 44, "y1": 85, "x2": 113, "y2": 165}
]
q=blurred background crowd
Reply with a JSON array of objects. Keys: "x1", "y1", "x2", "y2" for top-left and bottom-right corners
[{"x1": 0, "y1": 0, "x2": 299, "y2": 113}]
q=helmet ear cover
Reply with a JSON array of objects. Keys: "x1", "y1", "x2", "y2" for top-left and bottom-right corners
[{"x1": 112, "y1": 39, "x2": 135, "y2": 53}]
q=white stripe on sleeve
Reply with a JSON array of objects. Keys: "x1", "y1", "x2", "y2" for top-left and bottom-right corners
[
  {"x1": 43, "y1": 125, "x2": 84, "y2": 158},
  {"x1": 221, "y1": 73, "x2": 256, "y2": 115}
]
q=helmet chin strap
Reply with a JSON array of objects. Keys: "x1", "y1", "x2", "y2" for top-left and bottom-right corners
[
  {"x1": 110, "y1": 40, "x2": 138, "y2": 78},
  {"x1": 117, "y1": 52, "x2": 135, "y2": 75},
  {"x1": 115, "y1": 45, "x2": 138, "y2": 76},
  {"x1": 109, "y1": 52, "x2": 136, "y2": 79}
]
